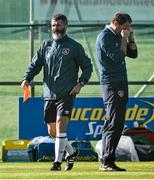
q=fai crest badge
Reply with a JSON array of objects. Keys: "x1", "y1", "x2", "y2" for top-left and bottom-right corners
[
  {"x1": 62, "y1": 48, "x2": 70, "y2": 55},
  {"x1": 118, "y1": 90, "x2": 124, "y2": 98},
  {"x1": 46, "y1": 47, "x2": 52, "y2": 58}
]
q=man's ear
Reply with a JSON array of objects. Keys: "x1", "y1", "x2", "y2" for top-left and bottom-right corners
[{"x1": 114, "y1": 21, "x2": 119, "y2": 26}]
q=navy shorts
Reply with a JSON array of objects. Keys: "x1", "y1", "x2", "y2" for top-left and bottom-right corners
[{"x1": 44, "y1": 94, "x2": 75, "y2": 123}]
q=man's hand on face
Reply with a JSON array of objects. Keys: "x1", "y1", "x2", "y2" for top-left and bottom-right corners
[
  {"x1": 121, "y1": 29, "x2": 131, "y2": 39},
  {"x1": 128, "y1": 27, "x2": 135, "y2": 42}
]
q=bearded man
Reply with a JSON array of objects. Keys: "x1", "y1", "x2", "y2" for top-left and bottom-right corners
[{"x1": 21, "y1": 14, "x2": 93, "y2": 171}]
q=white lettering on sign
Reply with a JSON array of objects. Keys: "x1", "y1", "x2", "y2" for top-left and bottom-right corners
[{"x1": 86, "y1": 122, "x2": 103, "y2": 138}]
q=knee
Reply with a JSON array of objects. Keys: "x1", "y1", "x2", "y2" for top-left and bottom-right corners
[
  {"x1": 56, "y1": 116, "x2": 69, "y2": 133},
  {"x1": 48, "y1": 130, "x2": 56, "y2": 138},
  {"x1": 48, "y1": 127, "x2": 56, "y2": 138},
  {"x1": 57, "y1": 116, "x2": 69, "y2": 125}
]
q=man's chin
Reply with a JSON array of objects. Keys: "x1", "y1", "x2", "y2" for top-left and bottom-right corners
[{"x1": 52, "y1": 33, "x2": 63, "y2": 40}]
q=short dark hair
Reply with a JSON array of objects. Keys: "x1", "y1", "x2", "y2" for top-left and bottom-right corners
[
  {"x1": 51, "y1": 14, "x2": 68, "y2": 24},
  {"x1": 111, "y1": 12, "x2": 132, "y2": 25}
]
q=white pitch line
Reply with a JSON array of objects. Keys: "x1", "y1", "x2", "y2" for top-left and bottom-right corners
[{"x1": 134, "y1": 73, "x2": 154, "y2": 97}]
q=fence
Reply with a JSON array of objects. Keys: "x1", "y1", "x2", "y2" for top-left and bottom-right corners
[
  {"x1": 0, "y1": 0, "x2": 154, "y2": 151},
  {"x1": 0, "y1": 22, "x2": 154, "y2": 97}
]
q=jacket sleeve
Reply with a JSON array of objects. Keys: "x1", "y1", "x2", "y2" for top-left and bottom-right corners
[
  {"x1": 100, "y1": 34, "x2": 125, "y2": 63},
  {"x1": 126, "y1": 43, "x2": 138, "y2": 58},
  {"x1": 23, "y1": 41, "x2": 45, "y2": 82},
  {"x1": 75, "y1": 44, "x2": 93, "y2": 84}
]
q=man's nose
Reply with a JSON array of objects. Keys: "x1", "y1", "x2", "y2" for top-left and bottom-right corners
[{"x1": 53, "y1": 27, "x2": 57, "y2": 31}]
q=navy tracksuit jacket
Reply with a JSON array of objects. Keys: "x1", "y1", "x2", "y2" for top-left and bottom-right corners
[{"x1": 23, "y1": 35, "x2": 93, "y2": 100}]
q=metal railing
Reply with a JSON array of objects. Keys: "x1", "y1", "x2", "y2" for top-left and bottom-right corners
[
  {"x1": 0, "y1": 81, "x2": 154, "y2": 86},
  {"x1": 0, "y1": 81, "x2": 154, "y2": 98}
]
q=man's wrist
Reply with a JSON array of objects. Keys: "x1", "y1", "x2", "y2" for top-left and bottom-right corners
[
  {"x1": 79, "y1": 81, "x2": 85, "y2": 87},
  {"x1": 129, "y1": 36, "x2": 135, "y2": 43},
  {"x1": 129, "y1": 40, "x2": 135, "y2": 43}
]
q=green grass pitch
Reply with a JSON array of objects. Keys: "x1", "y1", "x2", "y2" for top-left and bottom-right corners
[{"x1": 0, "y1": 162, "x2": 154, "y2": 179}]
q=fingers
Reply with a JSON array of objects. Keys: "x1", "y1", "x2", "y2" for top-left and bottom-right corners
[
  {"x1": 69, "y1": 88, "x2": 79, "y2": 96},
  {"x1": 21, "y1": 80, "x2": 29, "y2": 89},
  {"x1": 121, "y1": 29, "x2": 130, "y2": 38},
  {"x1": 69, "y1": 84, "x2": 82, "y2": 95},
  {"x1": 21, "y1": 80, "x2": 30, "y2": 102},
  {"x1": 69, "y1": 89, "x2": 74, "y2": 96}
]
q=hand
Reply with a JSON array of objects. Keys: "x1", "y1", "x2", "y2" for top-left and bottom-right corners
[
  {"x1": 127, "y1": 27, "x2": 135, "y2": 41},
  {"x1": 69, "y1": 83, "x2": 82, "y2": 95},
  {"x1": 21, "y1": 80, "x2": 30, "y2": 102},
  {"x1": 121, "y1": 29, "x2": 131, "y2": 39},
  {"x1": 21, "y1": 80, "x2": 29, "y2": 89}
]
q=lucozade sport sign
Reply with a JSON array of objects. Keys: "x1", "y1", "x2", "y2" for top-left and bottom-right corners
[
  {"x1": 67, "y1": 98, "x2": 154, "y2": 140},
  {"x1": 19, "y1": 97, "x2": 154, "y2": 140}
]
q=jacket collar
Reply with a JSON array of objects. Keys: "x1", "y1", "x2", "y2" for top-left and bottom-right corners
[{"x1": 105, "y1": 25, "x2": 117, "y2": 35}]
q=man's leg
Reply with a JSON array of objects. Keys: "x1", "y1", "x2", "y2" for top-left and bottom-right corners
[
  {"x1": 47, "y1": 121, "x2": 76, "y2": 171},
  {"x1": 47, "y1": 120, "x2": 78, "y2": 171},
  {"x1": 44, "y1": 100, "x2": 62, "y2": 170},
  {"x1": 54, "y1": 116, "x2": 68, "y2": 164},
  {"x1": 47, "y1": 122, "x2": 75, "y2": 157},
  {"x1": 100, "y1": 81, "x2": 128, "y2": 171},
  {"x1": 45, "y1": 100, "x2": 74, "y2": 159},
  {"x1": 50, "y1": 94, "x2": 78, "y2": 171},
  {"x1": 55, "y1": 116, "x2": 79, "y2": 171},
  {"x1": 47, "y1": 122, "x2": 56, "y2": 138}
]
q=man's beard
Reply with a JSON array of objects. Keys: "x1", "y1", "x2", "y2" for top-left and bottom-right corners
[{"x1": 52, "y1": 29, "x2": 66, "y2": 40}]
